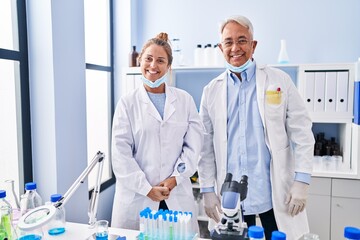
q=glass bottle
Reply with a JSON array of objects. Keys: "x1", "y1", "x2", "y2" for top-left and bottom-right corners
[
  {"x1": 248, "y1": 226, "x2": 265, "y2": 240},
  {"x1": 0, "y1": 190, "x2": 13, "y2": 240},
  {"x1": 20, "y1": 182, "x2": 43, "y2": 216},
  {"x1": 4, "y1": 179, "x2": 21, "y2": 226},
  {"x1": 46, "y1": 194, "x2": 66, "y2": 235},
  {"x1": 278, "y1": 39, "x2": 290, "y2": 64},
  {"x1": 129, "y1": 45, "x2": 139, "y2": 67}
]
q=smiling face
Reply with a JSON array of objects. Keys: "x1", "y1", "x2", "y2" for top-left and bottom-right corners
[
  {"x1": 218, "y1": 21, "x2": 257, "y2": 67},
  {"x1": 139, "y1": 44, "x2": 170, "y2": 82}
]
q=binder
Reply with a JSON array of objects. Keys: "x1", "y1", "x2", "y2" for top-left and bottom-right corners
[
  {"x1": 324, "y1": 72, "x2": 337, "y2": 112},
  {"x1": 336, "y1": 71, "x2": 349, "y2": 112},
  {"x1": 304, "y1": 72, "x2": 315, "y2": 112},
  {"x1": 314, "y1": 72, "x2": 326, "y2": 112}
]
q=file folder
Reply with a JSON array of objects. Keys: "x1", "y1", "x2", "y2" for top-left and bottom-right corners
[
  {"x1": 325, "y1": 72, "x2": 337, "y2": 112},
  {"x1": 314, "y1": 72, "x2": 326, "y2": 112},
  {"x1": 304, "y1": 72, "x2": 315, "y2": 112},
  {"x1": 336, "y1": 71, "x2": 349, "y2": 112}
]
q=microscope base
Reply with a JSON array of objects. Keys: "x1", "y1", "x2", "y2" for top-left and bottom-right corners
[{"x1": 211, "y1": 228, "x2": 248, "y2": 240}]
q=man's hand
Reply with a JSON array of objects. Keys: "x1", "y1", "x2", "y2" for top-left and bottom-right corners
[
  {"x1": 285, "y1": 181, "x2": 309, "y2": 216},
  {"x1": 203, "y1": 192, "x2": 222, "y2": 223},
  {"x1": 147, "y1": 186, "x2": 170, "y2": 202}
]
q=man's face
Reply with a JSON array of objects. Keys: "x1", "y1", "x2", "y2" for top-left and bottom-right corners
[{"x1": 219, "y1": 21, "x2": 257, "y2": 67}]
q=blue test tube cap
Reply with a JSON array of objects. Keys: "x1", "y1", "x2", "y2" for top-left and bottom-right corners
[
  {"x1": 0, "y1": 190, "x2": 6, "y2": 198},
  {"x1": 50, "y1": 194, "x2": 62, "y2": 202},
  {"x1": 25, "y1": 182, "x2": 37, "y2": 190},
  {"x1": 271, "y1": 230, "x2": 286, "y2": 240},
  {"x1": 248, "y1": 226, "x2": 264, "y2": 238},
  {"x1": 344, "y1": 226, "x2": 360, "y2": 239}
]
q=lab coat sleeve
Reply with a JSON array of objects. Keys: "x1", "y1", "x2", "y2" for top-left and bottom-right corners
[
  {"x1": 172, "y1": 95, "x2": 204, "y2": 185},
  {"x1": 284, "y1": 74, "x2": 315, "y2": 174},
  {"x1": 197, "y1": 85, "x2": 217, "y2": 189},
  {"x1": 111, "y1": 98, "x2": 152, "y2": 197}
]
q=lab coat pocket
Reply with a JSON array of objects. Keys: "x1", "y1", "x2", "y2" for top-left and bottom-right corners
[{"x1": 266, "y1": 90, "x2": 282, "y2": 105}]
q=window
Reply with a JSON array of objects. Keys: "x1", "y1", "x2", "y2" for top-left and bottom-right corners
[
  {"x1": 0, "y1": 0, "x2": 31, "y2": 199},
  {"x1": 84, "y1": 0, "x2": 114, "y2": 190}
]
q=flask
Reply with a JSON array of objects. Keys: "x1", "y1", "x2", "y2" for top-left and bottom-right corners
[
  {"x1": 248, "y1": 226, "x2": 265, "y2": 240},
  {"x1": 193, "y1": 44, "x2": 203, "y2": 67},
  {"x1": 129, "y1": 45, "x2": 139, "y2": 67},
  {"x1": 277, "y1": 39, "x2": 290, "y2": 64},
  {"x1": 47, "y1": 194, "x2": 66, "y2": 235},
  {"x1": 271, "y1": 230, "x2": 286, "y2": 240},
  {"x1": 0, "y1": 190, "x2": 13, "y2": 240},
  {"x1": 20, "y1": 182, "x2": 43, "y2": 216},
  {"x1": 344, "y1": 226, "x2": 360, "y2": 240},
  {"x1": 4, "y1": 179, "x2": 21, "y2": 226}
]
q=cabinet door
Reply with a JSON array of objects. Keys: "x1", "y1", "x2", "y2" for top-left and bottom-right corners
[
  {"x1": 307, "y1": 194, "x2": 331, "y2": 239},
  {"x1": 331, "y1": 197, "x2": 360, "y2": 240}
]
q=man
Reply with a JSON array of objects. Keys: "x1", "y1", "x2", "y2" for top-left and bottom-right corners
[{"x1": 198, "y1": 15, "x2": 315, "y2": 240}]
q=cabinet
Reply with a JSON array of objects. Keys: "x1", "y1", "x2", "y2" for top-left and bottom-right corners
[{"x1": 308, "y1": 177, "x2": 360, "y2": 240}]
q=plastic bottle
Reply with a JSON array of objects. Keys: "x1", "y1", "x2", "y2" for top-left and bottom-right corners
[
  {"x1": 278, "y1": 39, "x2": 289, "y2": 64},
  {"x1": 129, "y1": 45, "x2": 139, "y2": 67},
  {"x1": 204, "y1": 44, "x2": 214, "y2": 66},
  {"x1": 0, "y1": 190, "x2": 13, "y2": 240},
  {"x1": 248, "y1": 226, "x2": 265, "y2": 240},
  {"x1": 214, "y1": 43, "x2": 224, "y2": 67},
  {"x1": 344, "y1": 226, "x2": 360, "y2": 240},
  {"x1": 172, "y1": 38, "x2": 182, "y2": 66},
  {"x1": 193, "y1": 44, "x2": 203, "y2": 67},
  {"x1": 271, "y1": 230, "x2": 286, "y2": 240},
  {"x1": 47, "y1": 194, "x2": 66, "y2": 235},
  {"x1": 20, "y1": 182, "x2": 43, "y2": 216}
]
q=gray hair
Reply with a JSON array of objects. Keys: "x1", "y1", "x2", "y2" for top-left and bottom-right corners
[{"x1": 219, "y1": 15, "x2": 254, "y2": 39}]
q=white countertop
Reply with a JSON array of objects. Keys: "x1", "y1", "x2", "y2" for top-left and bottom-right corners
[{"x1": 44, "y1": 222, "x2": 210, "y2": 240}]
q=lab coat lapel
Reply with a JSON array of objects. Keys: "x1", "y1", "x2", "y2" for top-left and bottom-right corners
[
  {"x1": 139, "y1": 85, "x2": 162, "y2": 122},
  {"x1": 163, "y1": 84, "x2": 176, "y2": 122},
  {"x1": 256, "y1": 65, "x2": 267, "y2": 127}
]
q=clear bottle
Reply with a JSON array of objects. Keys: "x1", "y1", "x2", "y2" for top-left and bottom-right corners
[
  {"x1": 271, "y1": 230, "x2": 286, "y2": 240},
  {"x1": 0, "y1": 190, "x2": 13, "y2": 240},
  {"x1": 129, "y1": 45, "x2": 139, "y2": 67},
  {"x1": 47, "y1": 194, "x2": 66, "y2": 235},
  {"x1": 248, "y1": 226, "x2": 265, "y2": 240},
  {"x1": 4, "y1": 179, "x2": 21, "y2": 226},
  {"x1": 20, "y1": 182, "x2": 43, "y2": 216},
  {"x1": 344, "y1": 226, "x2": 360, "y2": 240},
  {"x1": 277, "y1": 39, "x2": 290, "y2": 64}
]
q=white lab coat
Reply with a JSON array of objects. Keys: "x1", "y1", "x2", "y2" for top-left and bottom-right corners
[
  {"x1": 198, "y1": 65, "x2": 315, "y2": 240},
  {"x1": 111, "y1": 83, "x2": 203, "y2": 231}
]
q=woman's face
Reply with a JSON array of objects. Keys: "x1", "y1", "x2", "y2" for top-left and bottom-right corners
[{"x1": 140, "y1": 44, "x2": 169, "y2": 82}]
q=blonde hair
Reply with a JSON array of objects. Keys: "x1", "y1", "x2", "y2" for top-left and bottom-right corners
[{"x1": 138, "y1": 32, "x2": 173, "y2": 66}]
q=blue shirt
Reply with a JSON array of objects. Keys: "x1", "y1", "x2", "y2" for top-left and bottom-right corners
[{"x1": 201, "y1": 63, "x2": 311, "y2": 215}]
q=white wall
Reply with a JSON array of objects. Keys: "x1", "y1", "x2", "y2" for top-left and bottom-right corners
[{"x1": 133, "y1": 0, "x2": 360, "y2": 66}]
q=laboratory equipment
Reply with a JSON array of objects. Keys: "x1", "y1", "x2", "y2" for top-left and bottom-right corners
[
  {"x1": 277, "y1": 39, "x2": 289, "y2": 64},
  {"x1": 129, "y1": 45, "x2": 139, "y2": 67},
  {"x1": 211, "y1": 173, "x2": 249, "y2": 240},
  {"x1": 271, "y1": 230, "x2": 286, "y2": 240},
  {"x1": 0, "y1": 190, "x2": 13, "y2": 239},
  {"x1": 4, "y1": 179, "x2": 21, "y2": 226},
  {"x1": 193, "y1": 44, "x2": 204, "y2": 67},
  {"x1": 138, "y1": 207, "x2": 196, "y2": 240},
  {"x1": 344, "y1": 226, "x2": 360, "y2": 240},
  {"x1": 95, "y1": 220, "x2": 108, "y2": 240},
  {"x1": 20, "y1": 182, "x2": 43, "y2": 216},
  {"x1": 17, "y1": 151, "x2": 105, "y2": 238},
  {"x1": 302, "y1": 233, "x2": 320, "y2": 239},
  {"x1": 46, "y1": 194, "x2": 66, "y2": 235},
  {"x1": 248, "y1": 226, "x2": 264, "y2": 240}
]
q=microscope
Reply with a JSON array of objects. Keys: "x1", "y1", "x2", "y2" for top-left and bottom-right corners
[{"x1": 211, "y1": 173, "x2": 249, "y2": 240}]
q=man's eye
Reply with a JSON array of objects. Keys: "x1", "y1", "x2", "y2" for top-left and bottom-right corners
[
  {"x1": 224, "y1": 41, "x2": 233, "y2": 47},
  {"x1": 239, "y1": 39, "x2": 248, "y2": 44}
]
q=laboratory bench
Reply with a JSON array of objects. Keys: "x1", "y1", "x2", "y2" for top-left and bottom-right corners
[{"x1": 43, "y1": 222, "x2": 210, "y2": 240}]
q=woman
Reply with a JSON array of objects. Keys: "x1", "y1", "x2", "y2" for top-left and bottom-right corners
[{"x1": 111, "y1": 33, "x2": 203, "y2": 232}]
